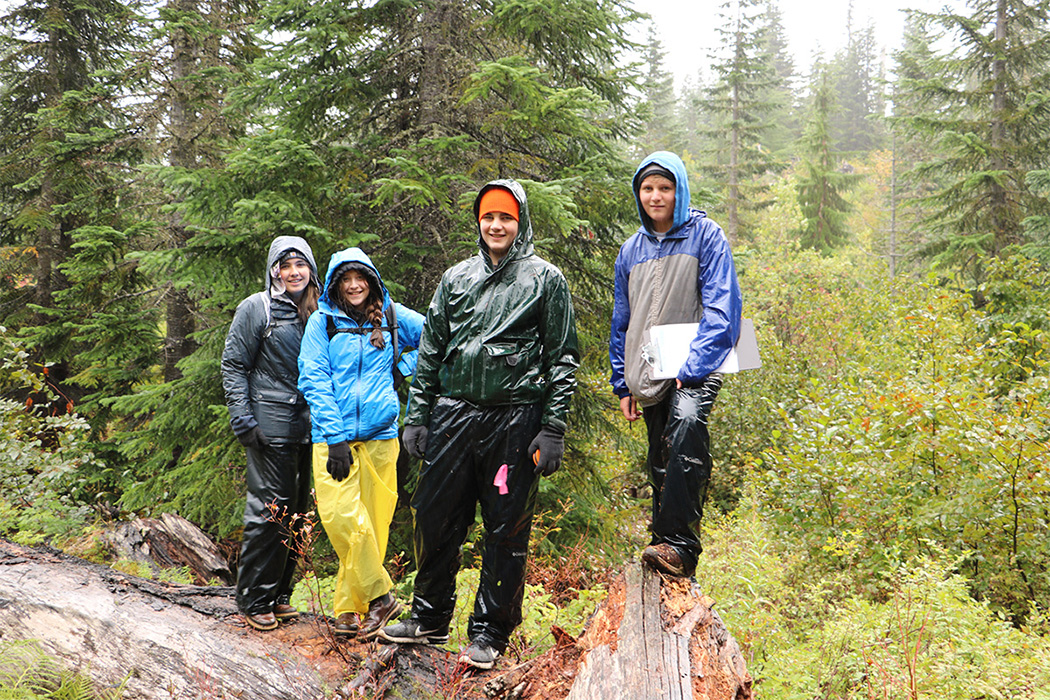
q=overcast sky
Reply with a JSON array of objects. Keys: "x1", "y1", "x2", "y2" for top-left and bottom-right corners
[{"x1": 631, "y1": 0, "x2": 952, "y2": 89}]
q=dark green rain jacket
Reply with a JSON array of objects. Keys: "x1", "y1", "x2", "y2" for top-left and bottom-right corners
[{"x1": 405, "y1": 180, "x2": 580, "y2": 432}]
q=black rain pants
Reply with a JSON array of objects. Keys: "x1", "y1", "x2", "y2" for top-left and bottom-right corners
[
  {"x1": 236, "y1": 441, "x2": 312, "y2": 615},
  {"x1": 409, "y1": 397, "x2": 541, "y2": 653},
  {"x1": 642, "y1": 374, "x2": 723, "y2": 575}
]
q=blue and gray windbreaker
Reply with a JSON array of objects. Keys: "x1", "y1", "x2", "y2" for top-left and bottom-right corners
[
  {"x1": 609, "y1": 151, "x2": 743, "y2": 406},
  {"x1": 298, "y1": 248, "x2": 425, "y2": 444}
]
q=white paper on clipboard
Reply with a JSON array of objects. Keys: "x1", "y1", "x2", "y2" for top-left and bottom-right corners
[{"x1": 649, "y1": 318, "x2": 761, "y2": 379}]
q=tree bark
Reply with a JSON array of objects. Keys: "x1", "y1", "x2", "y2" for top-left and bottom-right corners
[{"x1": 0, "y1": 539, "x2": 341, "y2": 700}]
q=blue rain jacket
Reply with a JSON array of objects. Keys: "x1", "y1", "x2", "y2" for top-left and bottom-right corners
[
  {"x1": 298, "y1": 248, "x2": 425, "y2": 444},
  {"x1": 609, "y1": 151, "x2": 743, "y2": 406}
]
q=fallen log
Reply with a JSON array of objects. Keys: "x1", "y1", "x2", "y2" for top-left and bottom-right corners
[
  {"x1": 101, "y1": 512, "x2": 234, "y2": 585},
  {"x1": 0, "y1": 539, "x2": 347, "y2": 699}
]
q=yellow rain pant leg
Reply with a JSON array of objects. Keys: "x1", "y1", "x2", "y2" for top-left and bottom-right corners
[{"x1": 312, "y1": 439, "x2": 399, "y2": 616}]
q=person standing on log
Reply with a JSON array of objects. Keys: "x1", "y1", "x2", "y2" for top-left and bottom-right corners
[
  {"x1": 609, "y1": 152, "x2": 742, "y2": 579},
  {"x1": 379, "y1": 180, "x2": 580, "y2": 670},
  {"x1": 222, "y1": 236, "x2": 320, "y2": 631},
  {"x1": 297, "y1": 247, "x2": 424, "y2": 641}
]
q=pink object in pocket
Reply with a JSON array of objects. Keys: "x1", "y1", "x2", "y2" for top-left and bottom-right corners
[{"x1": 494, "y1": 463, "x2": 509, "y2": 495}]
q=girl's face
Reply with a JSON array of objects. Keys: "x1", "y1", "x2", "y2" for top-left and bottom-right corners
[
  {"x1": 279, "y1": 258, "x2": 311, "y2": 295},
  {"x1": 340, "y1": 270, "x2": 371, "y2": 312}
]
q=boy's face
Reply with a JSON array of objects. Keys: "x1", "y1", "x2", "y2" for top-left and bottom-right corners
[
  {"x1": 480, "y1": 211, "x2": 519, "y2": 265},
  {"x1": 638, "y1": 175, "x2": 676, "y2": 233}
]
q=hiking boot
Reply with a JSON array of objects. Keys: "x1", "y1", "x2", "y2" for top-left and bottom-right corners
[
  {"x1": 642, "y1": 543, "x2": 690, "y2": 577},
  {"x1": 273, "y1": 603, "x2": 300, "y2": 621},
  {"x1": 358, "y1": 593, "x2": 403, "y2": 641},
  {"x1": 378, "y1": 618, "x2": 450, "y2": 645},
  {"x1": 334, "y1": 612, "x2": 360, "y2": 637},
  {"x1": 459, "y1": 641, "x2": 500, "y2": 670},
  {"x1": 244, "y1": 611, "x2": 278, "y2": 631}
]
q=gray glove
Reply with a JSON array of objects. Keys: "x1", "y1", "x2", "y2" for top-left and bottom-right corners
[
  {"x1": 327, "y1": 441, "x2": 352, "y2": 481},
  {"x1": 402, "y1": 425, "x2": 428, "y2": 460},
  {"x1": 528, "y1": 425, "x2": 565, "y2": 477}
]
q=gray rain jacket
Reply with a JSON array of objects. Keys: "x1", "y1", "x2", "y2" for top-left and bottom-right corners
[{"x1": 221, "y1": 236, "x2": 319, "y2": 443}]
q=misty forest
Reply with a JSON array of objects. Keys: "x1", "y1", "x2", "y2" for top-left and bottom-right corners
[{"x1": 3, "y1": 0, "x2": 1050, "y2": 697}]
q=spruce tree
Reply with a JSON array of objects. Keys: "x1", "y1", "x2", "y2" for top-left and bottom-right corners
[
  {"x1": 634, "y1": 25, "x2": 686, "y2": 158},
  {"x1": 895, "y1": 0, "x2": 1050, "y2": 278},
  {"x1": 112, "y1": 0, "x2": 646, "y2": 535},
  {"x1": 794, "y1": 65, "x2": 862, "y2": 254},
  {"x1": 702, "y1": 0, "x2": 782, "y2": 243},
  {"x1": 0, "y1": 0, "x2": 157, "y2": 423}
]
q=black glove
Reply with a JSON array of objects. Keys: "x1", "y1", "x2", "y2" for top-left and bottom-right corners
[
  {"x1": 231, "y1": 416, "x2": 270, "y2": 450},
  {"x1": 528, "y1": 425, "x2": 565, "y2": 477},
  {"x1": 402, "y1": 424, "x2": 428, "y2": 460},
  {"x1": 327, "y1": 441, "x2": 352, "y2": 481}
]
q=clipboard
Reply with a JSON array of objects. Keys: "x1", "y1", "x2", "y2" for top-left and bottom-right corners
[{"x1": 649, "y1": 318, "x2": 761, "y2": 379}]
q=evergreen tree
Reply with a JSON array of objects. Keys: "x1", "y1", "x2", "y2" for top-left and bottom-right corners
[
  {"x1": 828, "y1": 11, "x2": 886, "y2": 153},
  {"x1": 794, "y1": 66, "x2": 862, "y2": 254},
  {"x1": 895, "y1": 0, "x2": 1050, "y2": 277},
  {"x1": 702, "y1": 0, "x2": 782, "y2": 243},
  {"x1": 757, "y1": 0, "x2": 799, "y2": 156},
  {"x1": 0, "y1": 0, "x2": 157, "y2": 428},
  {"x1": 112, "y1": 0, "x2": 646, "y2": 535},
  {"x1": 634, "y1": 25, "x2": 686, "y2": 158}
]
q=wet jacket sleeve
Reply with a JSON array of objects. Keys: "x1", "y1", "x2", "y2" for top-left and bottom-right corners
[
  {"x1": 540, "y1": 270, "x2": 580, "y2": 432},
  {"x1": 404, "y1": 279, "x2": 451, "y2": 427},
  {"x1": 609, "y1": 249, "x2": 631, "y2": 399},
  {"x1": 394, "y1": 302, "x2": 425, "y2": 380},
  {"x1": 297, "y1": 312, "x2": 347, "y2": 444},
  {"x1": 679, "y1": 230, "x2": 742, "y2": 384},
  {"x1": 221, "y1": 295, "x2": 264, "y2": 423}
]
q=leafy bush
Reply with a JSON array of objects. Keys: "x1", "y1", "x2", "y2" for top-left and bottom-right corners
[{"x1": 0, "y1": 328, "x2": 95, "y2": 546}]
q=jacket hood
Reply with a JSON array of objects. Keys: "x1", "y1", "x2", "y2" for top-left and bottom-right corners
[
  {"x1": 473, "y1": 179, "x2": 533, "y2": 269},
  {"x1": 632, "y1": 151, "x2": 692, "y2": 236},
  {"x1": 319, "y1": 247, "x2": 390, "y2": 317},
  {"x1": 267, "y1": 235, "x2": 319, "y2": 295}
]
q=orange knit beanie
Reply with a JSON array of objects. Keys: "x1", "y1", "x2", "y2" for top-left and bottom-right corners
[{"x1": 477, "y1": 188, "x2": 519, "y2": 222}]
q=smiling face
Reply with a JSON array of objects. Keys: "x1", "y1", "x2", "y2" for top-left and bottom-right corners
[
  {"x1": 638, "y1": 175, "x2": 676, "y2": 234},
  {"x1": 279, "y1": 258, "x2": 311, "y2": 296},
  {"x1": 480, "y1": 211, "x2": 520, "y2": 266},
  {"x1": 339, "y1": 269, "x2": 371, "y2": 312}
]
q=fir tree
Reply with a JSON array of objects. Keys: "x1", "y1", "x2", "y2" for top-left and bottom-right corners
[
  {"x1": 634, "y1": 25, "x2": 686, "y2": 158},
  {"x1": 794, "y1": 66, "x2": 862, "y2": 254},
  {"x1": 702, "y1": 0, "x2": 782, "y2": 243},
  {"x1": 895, "y1": 0, "x2": 1050, "y2": 278}
]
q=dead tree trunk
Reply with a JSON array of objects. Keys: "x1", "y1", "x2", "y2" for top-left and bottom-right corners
[
  {"x1": 566, "y1": 563, "x2": 753, "y2": 700},
  {"x1": 0, "y1": 539, "x2": 345, "y2": 700}
]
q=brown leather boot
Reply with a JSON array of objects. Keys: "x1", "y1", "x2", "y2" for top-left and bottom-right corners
[
  {"x1": 334, "y1": 612, "x2": 360, "y2": 637},
  {"x1": 244, "y1": 611, "x2": 278, "y2": 631},
  {"x1": 358, "y1": 593, "x2": 403, "y2": 641}
]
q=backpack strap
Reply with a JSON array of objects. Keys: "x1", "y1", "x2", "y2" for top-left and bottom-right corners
[
  {"x1": 386, "y1": 303, "x2": 404, "y2": 388},
  {"x1": 325, "y1": 308, "x2": 405, "y2": 388}
]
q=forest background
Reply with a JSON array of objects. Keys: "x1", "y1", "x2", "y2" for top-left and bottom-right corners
[{"x1": 2, "y1": 0, "x2": 1050, "y2": 697}]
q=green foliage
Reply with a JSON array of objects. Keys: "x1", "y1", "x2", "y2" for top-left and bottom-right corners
[
  {"x1": 0, "y1": 640, "x2": 125, "y2": 700},
  {"x1": 695, "y1": 499, "x2": 1050, "y2": 699},
  {"x1": 0, "y1": 328, "x2": 94, "y2": 546},
  {"x1": 747, "y1": 251, "x2": 1050, "y2": 621},
  {"x1": 794, "y1": 66, "x2": 862, "y2": 253},
  {"x1": 894, "y1": 0, "x2": 1050, "y2": 274}
]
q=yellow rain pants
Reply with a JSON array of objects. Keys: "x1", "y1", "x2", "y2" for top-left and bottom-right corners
[{"x1": 312, "y1": 438, "x2": 399, "y2": 616}]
